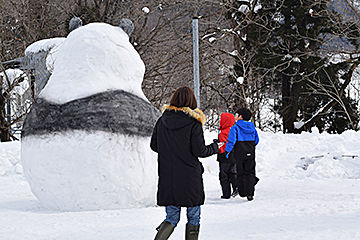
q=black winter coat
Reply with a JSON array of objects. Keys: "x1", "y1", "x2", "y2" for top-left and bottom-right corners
[{"x1": 150, "y1": 105, "x2": 218, "y2": 207}]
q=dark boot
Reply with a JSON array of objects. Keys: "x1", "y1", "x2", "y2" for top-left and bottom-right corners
[
  {"x1": 185, "y1": 224, "x2": 200, "y2": 240},
  {"x1": 231, "y1": 187, "x2": 239, "y2": 198},
  {"x1": 154, "y1": 221, "x2": 174, "y2": 240}
]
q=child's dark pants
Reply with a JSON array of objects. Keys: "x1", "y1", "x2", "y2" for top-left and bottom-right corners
[
  {"x1": 219, "y1": 162, "x2": 238, "y2": 198},
  {"x1": 236, "y1": 158, "x2": 259, "y2": 197}
]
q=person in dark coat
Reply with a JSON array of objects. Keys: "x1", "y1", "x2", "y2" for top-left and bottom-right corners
[
  {"x1": 150, "y1": 86, "x2": 219, "y2": 240},
  {"x1": 225, "y1": 108, "x2": 259, "y2": 201},
  {"x1": 216, "y1": 112, "x2": 238, "y2": 199}
]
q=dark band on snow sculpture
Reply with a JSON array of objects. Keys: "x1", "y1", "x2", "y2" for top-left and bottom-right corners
[{"x1": 21, "y1": 90, "x2": 161, "y2": 138}]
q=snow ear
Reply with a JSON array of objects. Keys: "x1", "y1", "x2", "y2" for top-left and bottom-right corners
[
  {"x1": 119, "y1": 18, "x2": 134, "y2": 37},
  {"x1": 69, "y1": 17, "x2": 83, "y2": 32}
]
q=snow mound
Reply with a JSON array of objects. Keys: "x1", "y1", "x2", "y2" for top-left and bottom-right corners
[{"x1": 255, "y1": 129, "x2": 360, "y2": 179}]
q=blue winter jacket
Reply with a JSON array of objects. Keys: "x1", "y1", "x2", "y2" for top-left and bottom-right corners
[{"x1": 225, "y1": 120, "x2": 259, "y2": 154}]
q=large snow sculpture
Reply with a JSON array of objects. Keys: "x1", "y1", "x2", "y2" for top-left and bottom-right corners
[{"x1": 21, "y1": 21, "x2": 161, "y2": 211}]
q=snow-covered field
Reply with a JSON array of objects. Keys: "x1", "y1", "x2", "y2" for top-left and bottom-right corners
[{"x1": 1, "y1": 128, "x2": 360, "y2": 240}]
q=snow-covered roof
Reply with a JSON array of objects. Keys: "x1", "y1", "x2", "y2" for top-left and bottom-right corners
[{"x1": 25, "y1": 38, "x2": 65, "y2": 55}]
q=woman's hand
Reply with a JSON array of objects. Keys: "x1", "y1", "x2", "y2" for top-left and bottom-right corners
[{"x1": 218, "y1": 142, "x2": 225, "y2": 148}]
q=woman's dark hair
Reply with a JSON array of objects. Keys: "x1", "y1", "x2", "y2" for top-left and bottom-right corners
[
  {"x1": 170, "y1": 86, "x2": 197, "y2": 110},
  {"x1": 235, "y1": 108, "x2": 252, "y2": 121}
]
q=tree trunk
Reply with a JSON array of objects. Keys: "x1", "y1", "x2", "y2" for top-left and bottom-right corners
[
  {"x1": 281, "y1": 73, "x2": 301, "y2": 133},
  {"x1": 0, "y1": 93, "x2": 10, "y2": 142}
]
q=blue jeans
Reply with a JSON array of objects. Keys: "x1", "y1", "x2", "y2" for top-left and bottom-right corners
[{"x1": 164, "y1": 205, "x2": 201, "y2": 227}]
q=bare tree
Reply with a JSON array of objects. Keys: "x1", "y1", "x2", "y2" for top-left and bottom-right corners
[
  {"x1": 219, "y1": 0, "x2": 360, "y2": 133},
  {"x1": 294, "y1": 0, "x2": 360, "y2": 132},
  {"x1": 5, "y1": 0, "x2": 358, "y2": 135},
  {"x1": 62, "y1": 0, "x2": 237, "y2": 130},
  {"x1": 0, "y1": 67, "x2": 31, "y2": 141}
]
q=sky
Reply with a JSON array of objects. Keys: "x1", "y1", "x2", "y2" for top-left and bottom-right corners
[{"x1": 1, "y1": 21, "x2": 360, "y2": 240}]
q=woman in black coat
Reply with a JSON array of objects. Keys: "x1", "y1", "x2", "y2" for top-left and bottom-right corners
[{"x1": 150, "y1": 86, "x2": 219, "y2": 240}]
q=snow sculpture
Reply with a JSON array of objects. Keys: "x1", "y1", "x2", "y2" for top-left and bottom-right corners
[
  {"x1": 21, "y1": 20, "x2": 161, "y2": 211},
  {"x1": 69, "y1": 17, "x2": 83, "y2": 32}
]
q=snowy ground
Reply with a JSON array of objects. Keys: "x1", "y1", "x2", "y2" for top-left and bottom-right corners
[{"x1": 1, "y1": 129, "x2": 360, "y2": 240}]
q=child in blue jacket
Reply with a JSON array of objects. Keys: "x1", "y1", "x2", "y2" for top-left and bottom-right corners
[{"x1": 225, "y1": 108, "x2": 259, "y2": 201}]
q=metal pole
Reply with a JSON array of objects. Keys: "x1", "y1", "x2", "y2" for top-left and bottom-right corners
[{"x1": 192, "y1": 17, "x2": 200, "y2": 108}]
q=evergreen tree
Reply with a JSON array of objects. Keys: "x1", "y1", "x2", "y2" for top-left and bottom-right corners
[
  {"x1": 224, "y1": 0, "x2": 280, "y2": 123},
  {"x1": 245, "y1": 0, "x2": 358, "y2": 133}
]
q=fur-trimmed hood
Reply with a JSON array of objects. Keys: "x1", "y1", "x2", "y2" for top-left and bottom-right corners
[{"x1": 161, "y1": 104, "x2": 206, "y2": 127}]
